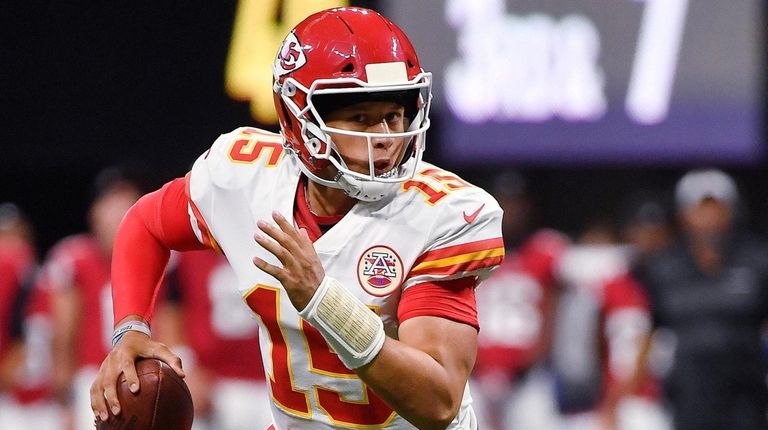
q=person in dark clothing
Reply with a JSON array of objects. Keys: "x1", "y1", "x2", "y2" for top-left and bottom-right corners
[{"x1": 637, "y1": 168, "x2": 768, "y2": 430}]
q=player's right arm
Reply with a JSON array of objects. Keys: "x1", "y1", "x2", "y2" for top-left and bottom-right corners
[{"x1": 90, "y1": 177, "x2": 208, "y2": 422}]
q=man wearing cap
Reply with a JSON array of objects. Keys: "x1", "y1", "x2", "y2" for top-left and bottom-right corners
[{"x1": 635, "y1": 168, "x2": 768, "y2": 430}]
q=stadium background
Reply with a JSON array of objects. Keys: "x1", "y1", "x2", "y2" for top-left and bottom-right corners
[{"x1": 1, "y1": 0, "x2": 766, "y2": 263}]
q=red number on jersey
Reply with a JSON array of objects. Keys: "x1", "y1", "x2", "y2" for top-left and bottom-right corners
[
  {"x1": 246, "y1": 286, "x2": 311, "y2": 417},
  {"x1": 402, "y1": 167, "x2": 471, "y2": 204},
  {"x1": 246, "y1": 286, "x2": 396, "y2": 425},
  {"x1": 228, "y1": 129, "x2": 284, "y2": 165}
]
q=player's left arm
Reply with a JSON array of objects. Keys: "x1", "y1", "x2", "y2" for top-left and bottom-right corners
[
  {"x1": 255, "y1": 213, "x2": 480, "y2": 428},
  {"x1": 254, "y1": 189, "x2": 503, "y2": 428},
  {"x1": 357, "y1": 311, "x2": 477, "y2": 429},
  {"x1": 353, "y1": 197, "x2": 502, "y2": 428}
]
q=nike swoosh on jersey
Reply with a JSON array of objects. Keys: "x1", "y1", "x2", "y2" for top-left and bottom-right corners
[{"x1": 463, "y1": 203, "x2": 485, "y2": 223}]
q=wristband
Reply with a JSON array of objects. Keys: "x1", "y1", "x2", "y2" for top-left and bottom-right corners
[
  {"x1": 299, "y1": 276, "x2": 385, "y2": 369},
  {"x1": 112, "y1": 320, "x2": 151, "y2": 347}
]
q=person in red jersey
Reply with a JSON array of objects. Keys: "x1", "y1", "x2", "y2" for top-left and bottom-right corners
[
  {"x1": 592, "y1": 192, "x2": 675, "y2": 430},
  {"x1": 0, "y1": 203, "x2": 36, "y2": 393},
  {"x1": 40, "y1": 167, "x2": 145, "y2": 430},
  {"x1": 1, "y1": 272, "x2": 65, "y2": 430},
  {"x1": 471, "y1": 172, "x2": 570, "y2": 430},
  {"x1": 554, "y1": 218, "x2": 671, "y2": 430},
  {"x1": 0, "y1": 203, "x2": 63, "y2": 429},
  {"x1": 593, "y1": 273, "x2": 667, "y2": 430},
  {"x1": 90, "y1": 7, "x2": 504, "y2": 429},
  {"x1": 155, "y1": 250, "x2": 271, "y2": 430}
]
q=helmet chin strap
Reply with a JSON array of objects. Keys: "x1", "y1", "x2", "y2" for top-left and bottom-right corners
[
  {"x1": 335, "y1": 173, "x2": 399, "y2": 202},
  {"x1": 293, "y1": 153, "x2": 399, "y2": 202},
  {"x1": 294, "y1": 123, "x2": 402, "y2": 202},
  {"x1": 295, "y1": 158, "x2": 396, "y2": 202},
  {"x1": 294, "y1": 158, "x2": 342, "y2": 189}
]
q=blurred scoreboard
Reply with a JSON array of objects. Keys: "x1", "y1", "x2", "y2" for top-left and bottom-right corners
[{"x1": 383, "y1": 0, "x2": 764, "y2": 166}]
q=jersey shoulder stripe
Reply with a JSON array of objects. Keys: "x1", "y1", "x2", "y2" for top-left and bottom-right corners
[
  {"x1": 409, "y1": 237, "x2": 504, "y2": 278},
  {"x1": 396, "y1": 164, "x2": 505, "y2": 285}
]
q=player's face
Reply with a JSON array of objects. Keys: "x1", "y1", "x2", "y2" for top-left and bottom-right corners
[{"x1": 324, "y1": 101, "x2": 408, "y2": 178}]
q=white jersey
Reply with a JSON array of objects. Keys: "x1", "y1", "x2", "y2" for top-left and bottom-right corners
[{"x1": 187, "y1": 127, "x2": 504, "y2": 429}]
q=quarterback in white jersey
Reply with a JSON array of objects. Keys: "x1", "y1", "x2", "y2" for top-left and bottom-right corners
[
  {"x1": 186, "y1": 126, "x2": 502, "y2": 429},
  {"x1": 91, "y1": 7, "x2": 503, "y2": 430}
]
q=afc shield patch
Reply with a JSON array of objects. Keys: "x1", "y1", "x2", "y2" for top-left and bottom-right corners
[{"x1": 357, "y1": 245, "x2": 404, "y2": 297}]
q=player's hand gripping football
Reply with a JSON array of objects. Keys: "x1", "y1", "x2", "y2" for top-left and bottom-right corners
[
  {"x1": 253, "y1": 211, "x2": 325, "y2": 311},
  {"x1": 90, "y1": 329, "x2": 185, "y2": 421}
]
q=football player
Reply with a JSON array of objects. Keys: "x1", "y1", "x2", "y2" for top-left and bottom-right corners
[
  {"x1": 1, "y1": 272, "x2": 63, "y2": 430},
  {"x1": 40, "y1": 167, "x2": 145, "y2": 430},
  {"x1": 0, "y1": 203, "x2": 62, "y2": 429},
  {"x1": 91, "y1": 7, "x2": 504, "y2": 429},
  {"x1": 554, "y1": 224, "x2": 669, "y2": 430},
  {"x1": 0, "y1": 203, "x2": 35, "y2": 396}
]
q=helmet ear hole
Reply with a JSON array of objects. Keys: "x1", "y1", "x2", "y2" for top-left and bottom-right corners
[
  {"x1": 306, "y1": 138, "x2": 322, "y2": 154},
  {"x1": 341, "y1": 63, "x2": 355, "y2": 73},
  {"x1": 302, "y1": 121, "x2": 330, "y2": 158},
  {"x1": 283, "y1": 82, "x2": 297, "y2": 96}
]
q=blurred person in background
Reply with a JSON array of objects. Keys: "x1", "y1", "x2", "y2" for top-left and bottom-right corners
[
  {"x1": 636, "y1": 168, "x2": 768, "y2": 430},
  {"x1": 0, "y1": 203, "x2": 62, "y2": 428},
  {"x1": 596, "y1": 192, "x2": 676, "y2": 430},
  {"x1": 472, "y1": 171, "x2": 570, "y2": 430},
  {"x1": 155, "y1": 250, "x2": 272, "y2": 430},
  {"x1": 0, "y1": 203, "x2": 36, "y2": 394},
  {"x1": 2, "y1": 267, "x2": 62, "y2": 430},
  {"x1": 553, "y1": 214, "x2": 670, "y2": 430},
  {"x1": 617, "y1": 192, "x2": 675, "y2": 263},
  {"x1": 39, "y1": 166, "x2": 146, "y2": 430}
]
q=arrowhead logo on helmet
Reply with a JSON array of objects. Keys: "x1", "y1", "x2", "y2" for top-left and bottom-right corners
[{"x1": 274, "y1": 32, "x2": 306, "y2": 77}]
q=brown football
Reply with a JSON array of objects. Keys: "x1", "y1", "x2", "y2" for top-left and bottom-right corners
[{"x1": 96, "y1": 358, "x2": 194, "y2": 430}]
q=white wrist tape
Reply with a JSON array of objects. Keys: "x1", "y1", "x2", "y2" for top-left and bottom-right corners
[
  {"x1": 299, "y1": 276, "x2": 385, "y2": 369},
  {"x1": 112, "y1": 320, "x2": 151, "y2": 347}
]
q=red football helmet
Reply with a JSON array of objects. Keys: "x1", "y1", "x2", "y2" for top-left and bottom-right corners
[{"x1": 272, "y1": 7, "x2": 432, "y2": 201}]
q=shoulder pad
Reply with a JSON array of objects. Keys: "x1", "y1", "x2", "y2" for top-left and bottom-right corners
[{"x1": 194, "y1": 127, "x2": 286, "y2": 190}]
